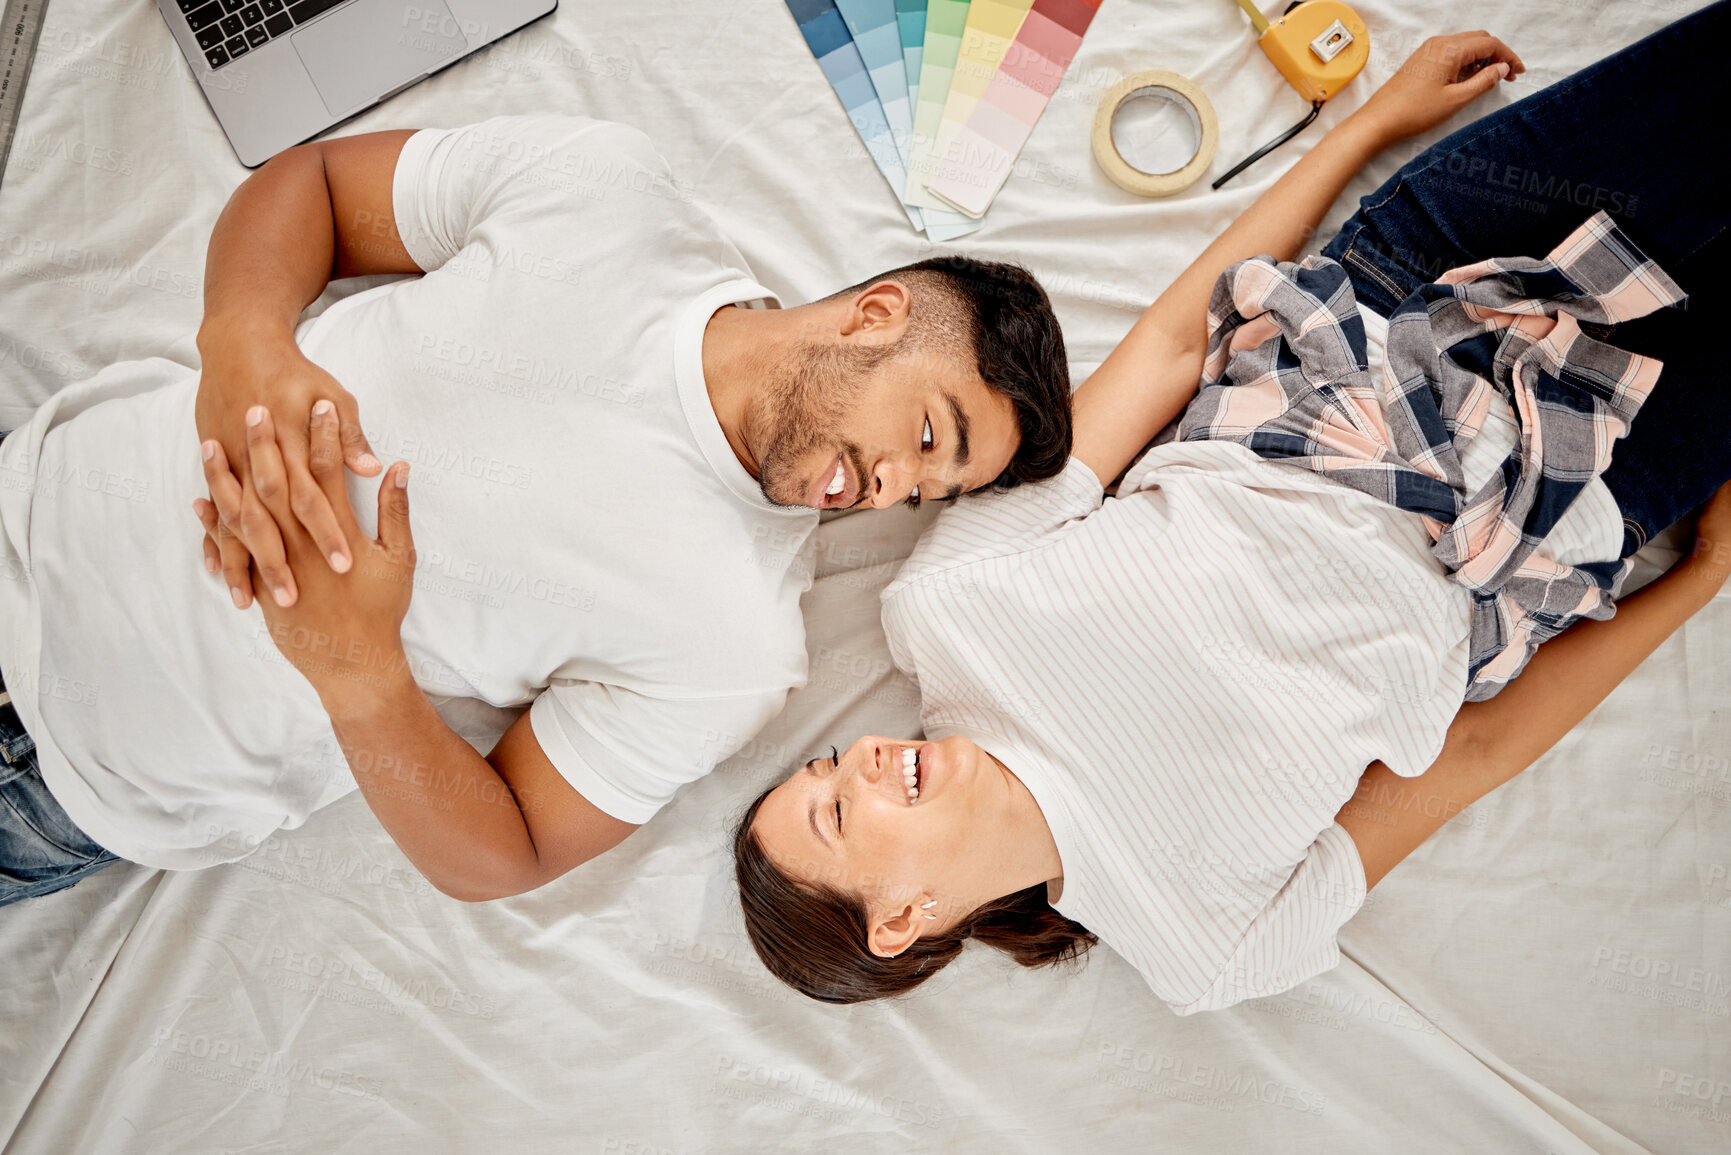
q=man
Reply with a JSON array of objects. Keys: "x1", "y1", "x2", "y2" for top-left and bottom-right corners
[{"x1": 0, "y1": 115, "x2": 1070, "y2": 907}]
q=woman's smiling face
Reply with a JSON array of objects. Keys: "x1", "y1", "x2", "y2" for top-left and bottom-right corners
[{"x1": 751, "y1": 734, "x2": 1017, "y2": 948}]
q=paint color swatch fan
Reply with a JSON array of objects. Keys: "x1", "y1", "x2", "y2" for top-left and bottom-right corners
[{"x1": 786, "y1": 0, "x2": 1100, "y2": 236}]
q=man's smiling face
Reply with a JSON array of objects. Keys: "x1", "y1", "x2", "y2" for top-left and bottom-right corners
[
  {"x1": 749, "y1": 299, "x2": 1020, "y2": 512},
  {"x1": 747, "y1": 280, "x2": 1017, "y2": 509}
]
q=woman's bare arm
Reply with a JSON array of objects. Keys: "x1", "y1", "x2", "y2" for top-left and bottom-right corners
[
  {"x1": 1072, "y1": 32, "x2": 1524, "y2": 487},
  {"x1": 1339, "y1": 484, "x2": 1731, "y2": 887}
]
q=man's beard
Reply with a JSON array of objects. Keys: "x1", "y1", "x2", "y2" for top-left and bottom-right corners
[{"x1": 752, "y1": 342, "x2": 885, "y2": 508}]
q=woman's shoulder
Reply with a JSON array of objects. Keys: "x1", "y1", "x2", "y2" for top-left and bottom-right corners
[
  {"x1": 883, "y1": 458, "x2": 1106, "y2": 600},
  {"x1": 1118, "y1": 438, "x2": 1301, "y2": 495}
]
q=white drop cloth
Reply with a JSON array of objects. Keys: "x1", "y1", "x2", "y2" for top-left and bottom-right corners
[{"x1": 1, "y1": 1, "x2": 1725, "y2": 1151}]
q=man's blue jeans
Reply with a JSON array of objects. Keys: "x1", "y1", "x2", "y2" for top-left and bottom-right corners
[
  {"x1": 1322, "y1": 0, "x2": 1731, "y2": 557},
  {"x1": 0, "y1": 694, "x2": 121, "y2": 908},
  {"x1": 0, "y1": 429, "x2": 122, "y2": 907}
]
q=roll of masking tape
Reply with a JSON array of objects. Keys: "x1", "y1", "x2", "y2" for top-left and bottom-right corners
[{"x1": 1092, "y1": 71, "x2": 1219, "y2": 197}]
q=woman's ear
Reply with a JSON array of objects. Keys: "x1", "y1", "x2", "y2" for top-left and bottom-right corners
[{"x1": 867, "y1": 901, "x2": 924, "y2": 958}]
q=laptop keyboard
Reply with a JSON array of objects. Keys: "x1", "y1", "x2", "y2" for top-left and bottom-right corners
[{"x1": 176, "y1": 0, "x2": 351, "y2": 69}]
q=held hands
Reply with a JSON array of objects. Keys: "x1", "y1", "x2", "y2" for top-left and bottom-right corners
[
  {"x1": 1351, "y1": 31, "x2": 1526, "y2": 146},
  {"x1": 195, "y1": 404, "x2": 417, "y2": 706},
  {"x1": 193, "y1": 322, "x2": 383, "y2": 609}
]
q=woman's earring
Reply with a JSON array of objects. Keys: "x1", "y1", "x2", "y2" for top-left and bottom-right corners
[{"x1": 923, "y1": 914, "x2": 937, "y2": 920}]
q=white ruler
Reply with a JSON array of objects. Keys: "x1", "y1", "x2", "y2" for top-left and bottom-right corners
[{"x1": 0, "y1": 0, "x2": 49, "y2": 192}]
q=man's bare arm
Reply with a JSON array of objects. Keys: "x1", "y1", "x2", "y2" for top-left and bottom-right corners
[
  {"x1": 330, "y1": 682, "x2": 638, "y2": 903},
  {"x1": 195, "y1": 129, "x2": 418, "y2": 611},
  {"x1": 199, "y1": 406, "x2": 638, "y2": 900},
  {"x1": 1340, "y1": 485, "x2": 1731, "y2": 887}
]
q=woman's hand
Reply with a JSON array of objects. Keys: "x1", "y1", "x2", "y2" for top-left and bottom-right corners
[
  {"x1": 1350, "y1": 31, "x2": 1525, "y2": 147},
  {"x1": 196, "y1": 402, "x2": 416, "y2": 709},
  {"x1": 194, "y1": 319, "x2": 384, "y2": 610}
]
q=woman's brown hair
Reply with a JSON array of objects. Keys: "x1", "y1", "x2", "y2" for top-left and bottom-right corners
[{"x1": 733, "y1": 786, "x2": 1097, "y2": 1004}]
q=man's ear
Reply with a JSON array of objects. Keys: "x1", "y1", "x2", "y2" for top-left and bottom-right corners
[
  {"x1": 841, "y1": 281, "x2": 913, "y2": 345},
  {"x1": 867, "y1": 900, "x2": 923, "y2": 958}
]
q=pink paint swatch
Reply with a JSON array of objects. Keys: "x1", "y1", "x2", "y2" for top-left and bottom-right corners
[{"x1": 923, "y1": 0, "x2": 1099, "y2": 216}]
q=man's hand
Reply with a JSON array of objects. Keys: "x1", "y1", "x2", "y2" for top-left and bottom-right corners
[
  {"x1": 191, "y1": 127, "x2": 415, "y2": 611},
  {"x1": 195, "y1": 321, "x2": 383, "y2": 610},
  {"x1": 196, "y1": 402, "x2": 414, "y2": 707},
  {"x1": 1350, "y1": 31, "x2": 1525, "y2": 147}
]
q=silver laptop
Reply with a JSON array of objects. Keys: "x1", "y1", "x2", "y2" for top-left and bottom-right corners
[{"x1": 155, "y1": 0, "x2": 558, "y2": 166}]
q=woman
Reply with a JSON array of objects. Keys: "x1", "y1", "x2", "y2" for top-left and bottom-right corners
[{"x1": 736, "y1": 8, "x2": 1731, "y2": 1013}]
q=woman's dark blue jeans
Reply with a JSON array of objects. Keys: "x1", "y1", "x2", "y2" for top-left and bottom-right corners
[{"x1": 1322, "y1": 0, "x2": 1731, "y2": 556}]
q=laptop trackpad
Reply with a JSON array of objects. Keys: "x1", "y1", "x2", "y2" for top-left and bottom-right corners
[{"x1": 293, "y1": 0, "x2": 468, "y2": 117}]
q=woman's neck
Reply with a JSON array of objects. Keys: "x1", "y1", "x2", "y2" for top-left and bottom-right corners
[{"x1": 985, "y1": 751, "x2": 1066, "y2": 896}]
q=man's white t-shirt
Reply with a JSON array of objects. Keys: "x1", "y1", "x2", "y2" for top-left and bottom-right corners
[
  {"x1": 881, "y1": 443, "x2": 1474, "y2": 1014},
  {"x1": 0, "y1": 115, "x2": 818, "y2": 869}
]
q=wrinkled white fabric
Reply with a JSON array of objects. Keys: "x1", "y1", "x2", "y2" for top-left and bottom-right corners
[{"x1": 0, "y1": 1, "x2": 1721, "y2": 1152}]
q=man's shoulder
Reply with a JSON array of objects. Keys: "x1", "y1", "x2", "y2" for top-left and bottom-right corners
[
  {"x1": 438, "y1": 114, "x2": 661, "y2": 168},
  {"x1": 441, "y1": 113, "x2": 697, "y2": 223},
  {"x1": 607, "y1": 502, "x2": 815, "y2": 651},
  {"x1": 693, "y1": 507, "x2": 818, "y2": 625}
]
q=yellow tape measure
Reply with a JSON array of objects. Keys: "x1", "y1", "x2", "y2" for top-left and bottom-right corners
[
  {"x1": 1238, "y1": 0, "x2": 1369, "y2": 104},
  {"x1": 1210, "y1": 0, "x2": 1370, "y2": 187}
]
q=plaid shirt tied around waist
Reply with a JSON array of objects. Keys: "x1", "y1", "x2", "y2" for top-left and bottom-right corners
[{"x1": 1178, "y1": 212, "x2": 1685, "y2": 701}]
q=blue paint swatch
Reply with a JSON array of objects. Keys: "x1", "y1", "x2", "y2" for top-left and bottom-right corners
[
  {"x1": 895, "y1": 0, "x2": 928, "y2": 108},
  {"x1": 787, "y1": 0, "x2": 924, "y2": 230}
]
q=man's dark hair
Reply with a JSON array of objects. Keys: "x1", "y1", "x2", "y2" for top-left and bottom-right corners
[{"x1": 838, "y1": 256, "x2": 1071, "y2": 488}]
